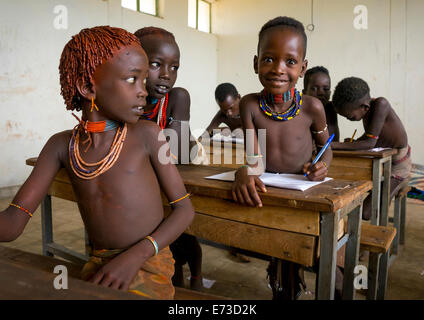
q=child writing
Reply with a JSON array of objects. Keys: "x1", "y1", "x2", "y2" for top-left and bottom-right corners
[
  {"x1": 303, "y1": 66, "x2": 340, "y2": 141},
  {"x1": 231, "y1": 17, "x2": 332, "y2": 300},
  {"x1": 0, "y1": 26, "x2": 195, "y2": 300},
  {"x1": 134, "y1": 26, "x2": 204, "y2": 290},
  {"x1": 203, "y1": 82, "x2": 242, "y2": 138},
  {"x1": 331, "y1": 76, "x2": 412, "y2": 220}
]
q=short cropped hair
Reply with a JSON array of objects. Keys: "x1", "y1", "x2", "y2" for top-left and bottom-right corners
[
  {"x1": 134, "y1": 26, "x2": 175, "y2": 47},
  {"x1": 258, "y1": 16, "x2": 307, "y2": 59},
  {"x1": 59, "y1": 26, "x2": 140, "y2": 111},
  {"x1": 215, "y1": 83, "x2": 239, "y2": 103},
  {"x1": 332, "y1": 77, "x2": 370, "y2": 112},
  {"x1": 303, "y1": 66, "x2": 330, "y2": 90}
]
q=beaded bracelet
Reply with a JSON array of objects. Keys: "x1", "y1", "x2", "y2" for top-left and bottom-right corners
[
  {"x1": 320, "y1": 161, "x2": 328, "y2": 169},
  {"x1": 9, "y1": 203, "x2": 33, "y2": 218},
  {"x1": 144, "y1": 235, "x2": 159, "y2": 256},
  {"x1": 169, "y1": 193, "x2": 190, "y2": 205},
  {"x1": 311, "y1": 124, "x2": 328, "y2": 135},
  {"x1": 365, "y1": 133, "x2": 379, "y2": 139}
]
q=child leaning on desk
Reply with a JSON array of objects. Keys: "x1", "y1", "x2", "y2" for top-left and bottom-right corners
[
  {"x1": 231, "y1": 16, "x2": 333, "y2": 300},
  {"x1": 331, "y1": 77, "x2": 412, "y2": 220},
  {"x1": 0, "y1": 26, "x2": 195, "y2": 299}
]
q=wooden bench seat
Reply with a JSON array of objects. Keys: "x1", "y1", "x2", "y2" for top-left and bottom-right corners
[
  {"x1": 358, "y1": 223, "x2": 396, "y2": 300},
  {"x1": 0, "y1": 246, "x2": 229, "y2": 300}
]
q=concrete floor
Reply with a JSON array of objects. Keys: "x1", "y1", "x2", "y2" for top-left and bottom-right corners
[{"x1": 0, "y1": 195, "x2": 423, "y2": 300}]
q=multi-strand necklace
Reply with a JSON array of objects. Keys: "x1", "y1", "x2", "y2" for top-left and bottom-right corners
[
  {"x1": 259, "y1": 88, "x2": 302, "y2": 121},
  {"x1": 69, "y1": 116, "x2": 127, "y2": 180},
  {"x1": 143, "y1": 93, "x2": 169, "y2": 129}
]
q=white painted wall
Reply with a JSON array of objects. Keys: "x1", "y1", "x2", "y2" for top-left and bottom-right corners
[
  {"x1": 212, "y1": 0, "x2": 424, "y2": 164},
  {"x1": 0, "y1": 0, "x2": 217, "y2": 188}
]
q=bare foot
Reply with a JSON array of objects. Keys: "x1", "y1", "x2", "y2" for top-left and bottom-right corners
[{"x1": 190, "y1": 276, "x2": 203, "y2": 291}]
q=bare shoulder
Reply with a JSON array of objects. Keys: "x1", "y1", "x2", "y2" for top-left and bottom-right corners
[
  {"x1": 372, "y1": 97, "x2": 391, "y2": 111},
  {"x1": 301, "y1": 94, "x2": 324, "y2": 115},
  {"x1": 169, "y1": 87, "x2": 190, "y2": 106},
  {"x1": 239, "y1": 93, "x2": 260, "y2": 112},
  {"x1": 133, "y1": 119, "x2": 162, "y2": 139},
  {"x1": 168, "y1": 87, "x2": 190, "y2": 119}
]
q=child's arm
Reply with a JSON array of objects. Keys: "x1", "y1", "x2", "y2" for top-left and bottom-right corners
[
  {"x1": 203, "y1": 111, "x2": 224, "y2": 137},
  {"x1": 167, "y1": 87, "x2": 198, "y2": 163},
  {"x1": 304, "y1": 97, "x2": 332, "y2": 181},
  {"x1": 332, "y1": 99, "x2": 390, "y2": 150},
  {"x1": 0, "y1": 133, "x2": 64, "y2": 241},
  {"x1": 89, "y1": 123, "x2": 195, "y2": 291},
  {"x1": 232, "y1": 94, "x2": 267, "y2": 207}
]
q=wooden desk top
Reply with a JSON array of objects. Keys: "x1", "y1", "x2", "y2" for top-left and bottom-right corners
[
  {"x1": 332, "y1": 149, "x2": 397, "y2": 159},
  {"x1": 26, "y1": 158, "x2": 372, "y2": 213},
  {"x1": 0, "y1": 246, "x2": 144, "y2": 300}
]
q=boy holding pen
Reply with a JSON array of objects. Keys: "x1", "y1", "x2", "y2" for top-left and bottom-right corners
[{"x1": 231, "y1": 16, "x2": 333, "y2": 300}]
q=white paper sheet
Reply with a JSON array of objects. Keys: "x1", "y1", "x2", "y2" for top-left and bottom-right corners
[
  {"x1": 367, "y1": 147, "x2": 390, "y2": 152},
  {"x1": 211, "y1": 133, "x2": 244, "y2": 144},
  {"x1": 205, "y1": 170, "x2": 332, "y2": 191}
]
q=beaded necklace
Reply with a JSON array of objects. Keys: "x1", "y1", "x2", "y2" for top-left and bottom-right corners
[
  {"x1": 69, "y1": 115, "x2": 127, "y2": 180},
  {"x1": 263, "y1": 87, "x2": 295, "y2": 104},
  {"x1": 143, "y1": 93, "x2": 169, "y2": 129},
  {"x1": 259, "y1": 88, "x2": 302, "y2": 121}
]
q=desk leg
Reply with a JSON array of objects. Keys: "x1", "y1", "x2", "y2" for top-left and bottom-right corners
[
  {"x1": 317, "y1": 212, "x2": 338, "y2": 300},
  {"x1": 380, "y1": 159, "x2": 391, "y2": 226},
  {"x1": 367, "y1": 252, "x2": 380, "y2": 300},
  {"x1": 342, "y1": 205, "x2": 362, "y2": 300},
  {"x1": 371, "y1": 159, "x2": 381, "y2": 225},
  {"x1": 41, "y1": 195, "x2": 53, "y2": 257}
]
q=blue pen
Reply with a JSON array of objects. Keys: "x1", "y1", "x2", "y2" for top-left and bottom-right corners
[{"x1": 304, "y1": 133, "x2": 335, "y2": 177}]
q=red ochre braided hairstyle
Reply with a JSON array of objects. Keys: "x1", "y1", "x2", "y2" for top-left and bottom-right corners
[{"x1": 59, "y1": 26, "x2": 140, "y2": 111}]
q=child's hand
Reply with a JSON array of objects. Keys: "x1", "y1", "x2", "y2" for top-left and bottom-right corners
[
  {"x1": 88, "y1": 250, "x2": 142, "y2": 291},
  {"x1": 303, "y1": 161, "x2": 328, "y2": 181},
  {"x1": 232, "y1": 166, "x2": 267, "y2": 207}
]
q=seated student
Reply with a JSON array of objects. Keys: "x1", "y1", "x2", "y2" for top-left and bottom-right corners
[
  {"x1": 303, "y1": 66, "x2": 340, "y2": 141},
  {"x1": 203, "y1": 82, "x2": 242, "y2": 138},
  {"x1": 0, "y1": 26, "x2": 195, "y2": 300},
  {"x1": 231, "y1": 17, "x2": 332, "y2": 299},
  {"x1": 134, "y1": 26, "x2": 204, "y2": 290},
  {"x1": 331, "y1": 76, "x2": 412, "y2": 220}
]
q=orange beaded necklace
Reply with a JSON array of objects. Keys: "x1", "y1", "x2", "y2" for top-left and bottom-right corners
[{"x1": 69, "y1": 115, "x2": 127, "y2": 180}]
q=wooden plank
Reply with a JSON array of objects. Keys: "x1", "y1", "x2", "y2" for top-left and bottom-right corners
[
  {"x1": 0, "y1": 258, "x2": 144, "y2": 300},
  {"x1": 176, "y1": 210, "x2": 317, "y2": 267},
  {"x1": 0, "y1": 246, "x2": 228, "y2": 300},
  {"x1": 333, "y1": 149, "x2": 397, "y2": 159},
  {"x1": 359, "y1": 224, "x2": 396, "y2": 254},
  {"x1": 187, "y1": 195, "x2": 320, "y2": 236}
]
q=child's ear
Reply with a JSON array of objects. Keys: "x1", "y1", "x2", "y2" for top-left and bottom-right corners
[
  {"x1": 76, "y1": 78, "x2": 96, "y2": 101},
  {"x1": 253, "y1": 55, "x2": 258, "y2": 74},
  {"x1": 361, "y1": 103, "x2": 370, "y2": 112},
  {"x1": 299, "y1": 59, "x2": 308, "y2": 78}
]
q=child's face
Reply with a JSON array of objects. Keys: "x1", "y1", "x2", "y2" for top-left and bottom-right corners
[
  {"x1": 142, "y1": 36, "x2": 180, "y2": 100},
  {"x1": 254, "y1": 27, "x2": 307, "y2": 96},
  {"x1": 92, "y1": 43, "x2": 149, "y2": 124},
  {"x1": 217, "y1": 94, "x2": 240, "y2": 118},
  {"x1": 304, "y1": 72, "x2": 331, "y2": 106},
  {"x1": 338, "y1": 96, "x2": 370, "y2": 121}
]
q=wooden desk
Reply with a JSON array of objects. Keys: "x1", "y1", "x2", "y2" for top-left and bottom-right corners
[
  {"x1": 26, "y1": 158, "x2": 372, "y2": 300},
  {"x1": 329, "y1": 149, "x2": 397, "y2": 226},
  {"x1": 202, "y1": 143, "x2": 396, "y2": 226},
  {"x1": 0, "y1": 245, "x2": 144, "y2": 300}
]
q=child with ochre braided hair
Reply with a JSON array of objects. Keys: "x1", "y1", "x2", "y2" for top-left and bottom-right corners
[
  {"x1": 134, "y1": 26, "x2": 204, "y2": 291},
  {"x1": 0, "y1": 26, "x2": 194, "y2": 299}
]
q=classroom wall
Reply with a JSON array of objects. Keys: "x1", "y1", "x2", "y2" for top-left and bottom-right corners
[
  {"x1": 0, "y1": 0, "x2": 217, "y2": 189},
  {"x1": 212, "y1": 0, "x2": 424, "y2": 164}
]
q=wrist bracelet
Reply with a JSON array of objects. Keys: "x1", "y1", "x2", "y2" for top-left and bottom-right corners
[{"x1": 144, "y1": 235, "x2": 159, "y2": 256}]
